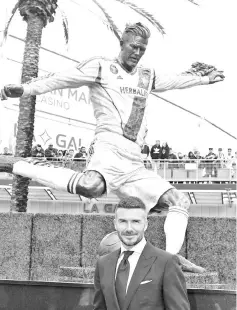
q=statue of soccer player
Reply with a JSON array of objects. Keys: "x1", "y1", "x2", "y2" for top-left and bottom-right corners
[{"x1": 0, "y1": 22, "x2": 224, "y2": 272}]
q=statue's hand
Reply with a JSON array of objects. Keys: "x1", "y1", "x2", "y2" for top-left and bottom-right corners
[
  {"x1": 182, "y1": 62, "x2": 225, "y2": 84},
  {"x1": 2, "y1": 84, "x2": 24, "y2": 99},
  {"x1": 208, "y1": 70, "x2": 225, "y2": 84},
  {"x1": 0, "y1": 88, "x2": 7, "y2": 100}
]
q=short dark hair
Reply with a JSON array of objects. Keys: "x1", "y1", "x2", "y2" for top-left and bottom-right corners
[
  {"x1": 115, "y1": 196, "x2": 146, "y2": 213},
  {"x1": 122, "y1": 22, "x2": 151, "y2": 40}
]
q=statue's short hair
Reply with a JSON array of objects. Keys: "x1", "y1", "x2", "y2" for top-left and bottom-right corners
[
  {"x1": 122, "y1": 22, "x2": 151, "y2": 40},
  {"x1": 115, "y1": 196, "x2": 146, "y2": 212}
]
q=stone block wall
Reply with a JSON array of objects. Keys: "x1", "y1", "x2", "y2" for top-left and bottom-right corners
[
  {"x1": 187, "y1": 217, "x2": 236, "y2": 284},
  {"x1": 0, "y1": 213, "x2": 32, "y2": 280},
  {"x1": 0, "y1": 213, "x2": 235, "y2": 285},
  {"x1": 30, "y1": 213, "x2": 83, "y2": 281},
  {"x1": 81, "y1": 214, "x2": 115, "y2": 267}
]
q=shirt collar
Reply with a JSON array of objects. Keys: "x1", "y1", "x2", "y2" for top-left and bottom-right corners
[
  {"x1": 120, "y1": 237, "x2": 146, "y2": 256},
  {"x1": 115, "y1": 57, "x2": 138, "y2": 75}
]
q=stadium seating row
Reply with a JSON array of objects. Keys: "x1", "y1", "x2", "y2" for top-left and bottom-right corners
[{"x1": 0, "y1": 186, "x2": 236, "y2": 206}]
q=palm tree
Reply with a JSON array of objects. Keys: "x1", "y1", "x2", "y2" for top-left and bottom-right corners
[
  {"x1": 2, "y1": 0, "x2": 69, "y2": 212},
  {"x1": 2, "y1": 0, "x2": 196, "y2": 212}
]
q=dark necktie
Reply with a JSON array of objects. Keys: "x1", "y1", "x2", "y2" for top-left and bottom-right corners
[{"x1": 115, "y1": 251, "x2": 134, "y2": 310}]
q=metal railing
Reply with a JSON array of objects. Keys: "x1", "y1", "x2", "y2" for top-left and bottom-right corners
[
  {"x1": 44, "y1": 158, "x2": 87, "y2": 172},
  {"x1": 145, "y1": 159, "x2": 237, "y2": 183},
  {"x1": 58, "y1": 158, "x2": 237, "y2": 183}
]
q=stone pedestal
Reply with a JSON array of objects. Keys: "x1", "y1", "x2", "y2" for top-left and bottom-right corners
[{"x1": 59, "y1": 266, "x2": 220, "y2": 288}]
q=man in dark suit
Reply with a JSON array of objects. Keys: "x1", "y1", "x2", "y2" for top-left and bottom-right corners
[{"x1": 93, "y1": 196, "x2": 190, "y2": 310}]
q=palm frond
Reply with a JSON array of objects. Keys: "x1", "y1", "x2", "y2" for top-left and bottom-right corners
[
  {"x1": 92, "y1": 0, "x2": 122, "y2": 41},
  {"x1": 57, "y1": 6, "x2": 69, "y2": 44},
  {"x1": 114, "y1": 0, "x2": 165, "y2": 35},
  {"x1": 1, "y1": 1, "x2": 20, "y2": 48},
  {"x1": 187, "y1": 0, "x2": 199, "y2": 6}
]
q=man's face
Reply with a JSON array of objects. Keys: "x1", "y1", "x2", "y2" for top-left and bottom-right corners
[
  {"x1": 120, "y1": 33, "x2": 148, "y2": 71},
  {"x1": 155, "y1": 140, "x2": 160, "y2": 145},
  {"x1": 114, "y1": 208, "x2": 147, "y2": 249}
]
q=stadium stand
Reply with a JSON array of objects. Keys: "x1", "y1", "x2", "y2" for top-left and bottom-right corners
[
  {"x1": 194, "y1": 191, "x2": 223, "y2": 205},
  {"x1": 0, "y1": 185, "x2": 236, "y2": 206},
  {"x1": 0, "y1": 158, "x2": 236, "y2": 216},
  {"x1": 27, "y1": 187, "x2": 53, "y2": 201}
]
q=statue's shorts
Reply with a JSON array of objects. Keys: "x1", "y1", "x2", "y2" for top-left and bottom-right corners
[{"x1": 87, "y1": 132, "x2": 174, "y2": 212}]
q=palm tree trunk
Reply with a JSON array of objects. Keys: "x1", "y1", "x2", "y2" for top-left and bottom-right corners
[{"x1": 10, "y1": 15, "x2": 44, "y2": 212}]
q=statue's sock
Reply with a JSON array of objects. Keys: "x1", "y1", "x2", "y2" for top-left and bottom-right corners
[
  {"x1": 164, "y1": 206, "x2": 188, "y2": 254},
  {"x1": 13, "y1": 161, "x2": 81, "y2": 193}
]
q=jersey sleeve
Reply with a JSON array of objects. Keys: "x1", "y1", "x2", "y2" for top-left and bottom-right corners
[
  {"x1": 151, "y1": 71, "x2": 209, "y2": 92},
  {"x1": 22, "y1": 57, "x2": 102, "y2": 97}
]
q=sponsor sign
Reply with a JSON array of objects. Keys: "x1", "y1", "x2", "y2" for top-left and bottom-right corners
[
  {"x1": 0, "y1": 87, "x2": 96, "y2": 152},
  {"x1": 82, "y1": 202, "x2": 116, "y2": 213}
]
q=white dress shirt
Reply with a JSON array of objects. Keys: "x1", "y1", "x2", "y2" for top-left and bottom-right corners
[{"x1": 115, "y1": 237, "x2": 147, "y2": 293}]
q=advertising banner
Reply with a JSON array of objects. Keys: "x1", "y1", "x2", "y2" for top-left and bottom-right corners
[{"x1": 0, "y1": 86, "x2": 96, "y2": 153}]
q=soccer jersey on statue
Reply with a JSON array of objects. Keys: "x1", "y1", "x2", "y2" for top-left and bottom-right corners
[
  {"x1": 22, "y1": 56, "x2": 209, "y2": 147},
  {"x1": 84, "y1": 57, "x2": 154, "y2": 146}
]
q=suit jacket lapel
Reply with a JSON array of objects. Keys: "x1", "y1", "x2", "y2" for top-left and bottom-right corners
[
  {"x1": 124, "y1": 242, "x2": 157, "y2": 310},
  {"x1": 103, "y1": 249, "x2": 121, "y2": 310}
]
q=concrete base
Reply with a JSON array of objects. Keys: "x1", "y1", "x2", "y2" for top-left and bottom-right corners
[
  {"x1": 0, "y1": 279, "x2": 235, "y2": 310},
  {"x1": 59, "y1": 266, "x2": 220, "y2": 288}
]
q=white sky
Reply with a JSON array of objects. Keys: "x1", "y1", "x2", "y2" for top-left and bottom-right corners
[{"x1": 0, "y1": 0, "x2": 237, "y2": 154}]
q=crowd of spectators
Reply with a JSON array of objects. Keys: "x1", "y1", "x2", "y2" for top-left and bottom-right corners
[
  {"x1": 142, "y1": 140, "x2": 237, "y2": 176},
  {"x1": 0, "y1": 147, "x2": 13, "y2": 156},
  {"x1": 0, "y1": 144, "x2": 89, "y2": 165},
  {"x1": 29, "y1": 143, "x2": 88, "y2": 163}
]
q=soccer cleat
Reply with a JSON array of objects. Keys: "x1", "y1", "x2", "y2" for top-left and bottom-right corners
[
  {"x1": 24, "y1": 157, "x2": 50, "y2": 166},
  {"x1": 0, "y1": 155, "x2": 26, "y2": 173},
  {"x1": 0, "y1": 155, "x2": 49, "y2": 174},
  {"x1": 177, "y1": 254, "x2": 206, "y2": 274}
]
